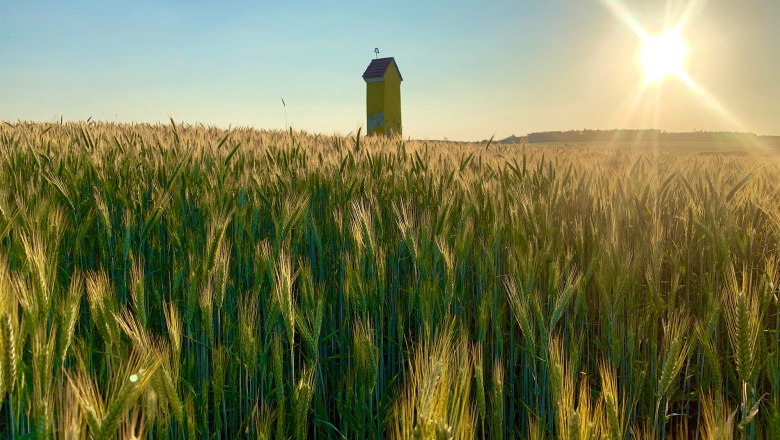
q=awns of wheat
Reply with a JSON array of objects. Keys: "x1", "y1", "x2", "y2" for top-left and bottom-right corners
[{"x1": 0, "y1": 120, "x2": 777, "y2": 438}]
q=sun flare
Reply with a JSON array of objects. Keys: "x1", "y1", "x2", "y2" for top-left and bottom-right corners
[
  {"x1": 638, "y1": 30, "x2": 688, "y2": 85},
  {"x1": 599, "y1": 0, "x2": 766, "y2": 152}
]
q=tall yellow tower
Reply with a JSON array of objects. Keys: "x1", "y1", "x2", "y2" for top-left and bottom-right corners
[{"x1": 362, "y1": 57, "x2": 402, "y2": 136}]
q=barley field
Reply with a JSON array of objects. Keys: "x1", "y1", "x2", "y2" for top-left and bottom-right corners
[{"x1": 0, "y1": 121, "x2": 778, "y2": 439}]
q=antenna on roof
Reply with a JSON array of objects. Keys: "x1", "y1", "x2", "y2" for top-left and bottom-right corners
[{"x1": 374, "y1": 48, "x2": 380, "y2": 59}]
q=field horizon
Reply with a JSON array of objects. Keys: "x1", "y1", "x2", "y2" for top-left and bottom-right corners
[{"x1": 6, "y1": 119, "x2": 780, "y2": 153}]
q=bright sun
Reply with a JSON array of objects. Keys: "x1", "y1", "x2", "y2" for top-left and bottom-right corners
[{"x1": 638, "y1": 30, "x2": 689, "y2": 84}]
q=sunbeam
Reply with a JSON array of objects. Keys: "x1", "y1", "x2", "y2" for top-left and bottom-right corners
[
  {"x1": 600, "y1": 0, "x2": 648, "y2": 39},
  {"x1": 599, "y1": 0, "x2": 773, "y2": 154}
]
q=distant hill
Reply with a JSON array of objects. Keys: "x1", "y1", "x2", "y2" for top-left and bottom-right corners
[
  {"x1": 524, "y1": 129, "x2": 780, "y2": 144},
  {"x1": 491, "y1": 134, "x2": 526, "y2": 144}
]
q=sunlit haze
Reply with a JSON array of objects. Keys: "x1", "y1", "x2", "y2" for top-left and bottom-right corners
[{"x1": 1, "y1": 0, "x2": 778, "y2": 140}]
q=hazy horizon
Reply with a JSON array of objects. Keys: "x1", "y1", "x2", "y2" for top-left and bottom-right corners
[{"x1": 1, "y1": 0, "x2": 778, "y2": 141}]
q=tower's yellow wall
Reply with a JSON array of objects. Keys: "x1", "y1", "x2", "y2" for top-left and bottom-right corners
[
  {"x1": 383, "y1": 62, "x2": 402, "y2": 136},
  {"x1": 366, "y1": 81, "x2": 385, "y2": 135}
]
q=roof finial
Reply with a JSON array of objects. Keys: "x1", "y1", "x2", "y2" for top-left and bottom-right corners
[{"x1": 374, "y1": 47, "x2": 380, "y2": 59}]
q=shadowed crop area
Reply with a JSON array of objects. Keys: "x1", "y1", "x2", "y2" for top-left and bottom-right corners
[{"x1": 0, "y1": 121, "x2": 778, "y2": 438}]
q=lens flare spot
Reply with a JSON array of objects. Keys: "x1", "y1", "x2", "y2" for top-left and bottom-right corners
[{"x1": 638, "y1": 30, "x2": 688, "y2": 84}]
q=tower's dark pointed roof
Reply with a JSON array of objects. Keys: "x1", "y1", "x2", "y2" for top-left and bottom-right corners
[{"x1": 362, "y1": 57, "x2": 403, "y2": 81}]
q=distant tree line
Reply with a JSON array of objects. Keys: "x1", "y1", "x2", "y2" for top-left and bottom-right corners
[{"x1": 526, "y1": 129, "x2": 779, "y2": 144}]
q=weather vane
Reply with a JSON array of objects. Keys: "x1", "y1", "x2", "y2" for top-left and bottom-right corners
[{"x1": 374, "y1": 47, "x2": 380, "y2": 59}]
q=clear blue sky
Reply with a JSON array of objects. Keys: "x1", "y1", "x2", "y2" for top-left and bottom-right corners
[{"x1": 1, "y1": 0, "x2": 778, "y2": 140}]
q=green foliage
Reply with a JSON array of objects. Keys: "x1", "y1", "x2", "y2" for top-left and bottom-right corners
[{"x1": 0, "y1": 121, "x2": 778, "y2": 438}]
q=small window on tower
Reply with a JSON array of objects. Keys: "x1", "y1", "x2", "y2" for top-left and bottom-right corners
[{"x1": 368, "y1": 112, "x2": 384, "y2": 131}]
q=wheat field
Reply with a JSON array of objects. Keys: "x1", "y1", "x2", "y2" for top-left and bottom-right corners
[{"x1": 0, "y1": 121, "x2": 778, "y2": 439}]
